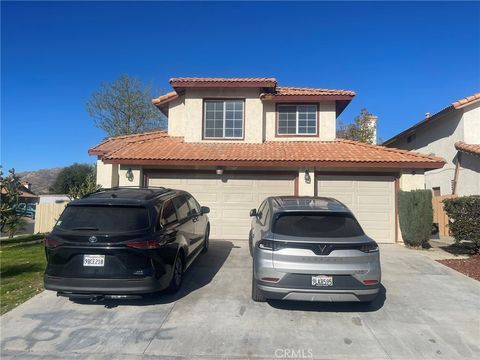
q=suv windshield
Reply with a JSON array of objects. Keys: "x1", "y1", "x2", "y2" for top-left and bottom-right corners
[
  {"x1": 273, "y1": 212, "x2": 364, "y2": 238},
  {"x1": 56, "y1": 205, "x2": 149, "y2": 232}
]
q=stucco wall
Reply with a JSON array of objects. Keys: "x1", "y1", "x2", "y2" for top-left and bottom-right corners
[
  {"x1": 118, "y1": 165, "x2": 143, "y2": 187},
  {"x1": 457, "y1": 153, "x2": 480, "y2": 196},
  {"x1": 462, "y1": 102, "x2": 480, "y2": 144},
  {"x1": 96, "y1": 159, "x2": 119, "y2": 188},
  {"x1": 399, "y1": 171, "x2": 425, "y2": 191},
  {"x1": 167, "y1": 96, "x2": 185, "y2": 137},
  {"x1": 297, "y1": 168, "x2": 315, "y2": 196}
]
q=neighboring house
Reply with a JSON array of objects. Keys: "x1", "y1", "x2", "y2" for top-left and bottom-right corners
[
  {"x1": 89, "y1": 77, "x2": 444, "y2": 243},
  {"x1": 1, "y1": 181, "x2": 39, "y2": 204},
  {"x1": 384, "y1": 93, "x2": 480, "y2": 196}
]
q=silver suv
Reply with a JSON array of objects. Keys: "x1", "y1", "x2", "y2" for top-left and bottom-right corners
[{"x1": 249, "y1": 196, "x2": 381, "y2": 303}]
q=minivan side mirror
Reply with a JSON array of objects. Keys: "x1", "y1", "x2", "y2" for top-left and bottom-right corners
[
  {"x1": 200, "y1": 206, "x2": 210, "y2": 214},
  {"x1": 249, "y1": 208, "x2": 257, "y2": 217}
]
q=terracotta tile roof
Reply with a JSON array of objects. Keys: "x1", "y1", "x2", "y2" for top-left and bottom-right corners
[
  {"x1": 90, "y1": 132, "x2": 444, "y2": 169},
  {"x1": 270, "y1": 86, "x2": 355, "y2": 97},
  {"x1": 170, "y1": 77, "x2": 277, "y2": 88},
  {"x1": 452, "y1": 93, "x2": 480, "y2": 109},
  {"x1": 152, "y1": 91, "x2": 178, "y2": 106},
  {"x1": 88, "y1": 131, "x2": 169, "y2": 156},
  {"x1": 455, "y1": 141, "x2": 480, "y2": 156}
]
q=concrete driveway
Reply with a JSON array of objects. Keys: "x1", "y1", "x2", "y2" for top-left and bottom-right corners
[{"x1": 1, "y1": 240, "x2": 479, "y2": 360}]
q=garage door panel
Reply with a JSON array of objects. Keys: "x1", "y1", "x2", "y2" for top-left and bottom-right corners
[
  {"x1": 317, "y1": 175, "x2": 395, "y2": 243},
  {"x1": 147, "y1": 172, "x2": 294, "y2": 239}
]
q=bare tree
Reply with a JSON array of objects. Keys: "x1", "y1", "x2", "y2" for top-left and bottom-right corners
[{"x1": 86, "y1": 75, "x2": 166, "y2": 136}]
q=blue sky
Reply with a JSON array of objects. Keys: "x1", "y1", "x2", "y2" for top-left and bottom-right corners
[{"x1": 1, "y1": 1, "x2": 479, "y2": 172}]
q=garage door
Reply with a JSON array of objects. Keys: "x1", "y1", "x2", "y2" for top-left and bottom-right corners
[
  {"x1": 316, "y1": 175, "x2": 396, "y2": 243},
  {"x1": 147, "y1": 172, "x2": 295, "y2": 239}
]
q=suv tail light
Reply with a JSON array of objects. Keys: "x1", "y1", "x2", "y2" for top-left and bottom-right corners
[
  {"x1": 45, "y1": 237, "x2": 64, "y2": 248},
  {"x1": 126, "y1": 240, "x2": 165, "y2": 249},
  {"x1": 258, "y1": 239, "x2": 286, "y2": 251},
  {"x1": 360, "y1": 241, "x2": 379, "y2": 253}
]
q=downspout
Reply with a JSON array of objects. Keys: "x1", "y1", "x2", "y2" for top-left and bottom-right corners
[{"x1": 452, "y1": 152, "x2": 461, "y2": 195}]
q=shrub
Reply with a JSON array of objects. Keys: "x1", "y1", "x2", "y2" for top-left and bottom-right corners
[
  {"x1": 398, "y1": 190, "x2": 433, "y2": 248},
  {"x1": 443, "y1": 196, "x2": 480, "y2": 254}
]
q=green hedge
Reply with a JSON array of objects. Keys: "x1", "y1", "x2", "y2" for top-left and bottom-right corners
[
  {"x1": 443, "y1": 196, "x2": 480, "y2": 254},
  {"x1": 398, "y1": 190, "x2": 433, "y2": 248}
]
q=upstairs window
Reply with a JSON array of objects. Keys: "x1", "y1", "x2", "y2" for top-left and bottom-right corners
[
  {"x1": 277, "y1": 104, "x2": 318, "y2": 136},
  {"x1": 204, "y1": 100, "x2": 244, "y2": 139}
]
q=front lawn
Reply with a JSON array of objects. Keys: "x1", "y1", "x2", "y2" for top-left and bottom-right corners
[{"x1": 0, "y1": 240, "x2": 46, "y2": 314}]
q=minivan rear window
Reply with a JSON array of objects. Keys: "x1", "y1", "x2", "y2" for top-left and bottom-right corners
[
  {"x1": 56, "y1": 205, "x2": 149, "y2": 232},
  {"x1": 273, "y1": 212, "x2": 364, "y2": 238}
]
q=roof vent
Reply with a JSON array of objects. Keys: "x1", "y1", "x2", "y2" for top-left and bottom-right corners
[{"x1": 425, "y1": 112, "x2": 430, "y2": 118}]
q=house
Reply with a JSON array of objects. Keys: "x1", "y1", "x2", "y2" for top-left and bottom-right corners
[
  {"x1": 383, "y1": 93, "x2": 480, "y2": 197},
  {"x1": 1, "y1": 181, "x2": 39, "y2": 205},
  {"x1": 89, "y1": 77, "x2": 444, "y2": 243}
]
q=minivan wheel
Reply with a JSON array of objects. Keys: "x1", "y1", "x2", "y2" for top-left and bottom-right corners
[
  {"x1": 251, "y1": 273, "x2": 266, "y2": 302},
  {"x1": 202, "y1": 224, "x2": 210, "y2": 253},
  {"x1": 167, "y1": 255, "x2": 183, "y2": 293}
]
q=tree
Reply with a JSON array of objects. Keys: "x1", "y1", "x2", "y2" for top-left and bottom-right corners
[
  {"x1": 337, "y1": 108, "x2": 376, "y2": 144},
  {"x1": 0, "y1": 168, "x2": 26, "y2": 237},
  {"x1": 50, "y1": 163, "x2": 95, "y2": 194},
  {"x1": 68, "y1": 172, "x2": 101, "y2": 200},
  {"x1": 86, "y1": 74, "x2": 166, "y2": 136}
]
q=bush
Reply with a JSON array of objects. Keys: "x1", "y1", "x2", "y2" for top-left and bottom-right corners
[
  {"x1": 398, "y1": 190, "x2": 433, "y2": 248},
  {"x1": 443, "y1": 196, "x2": 480, "y2": 254}
]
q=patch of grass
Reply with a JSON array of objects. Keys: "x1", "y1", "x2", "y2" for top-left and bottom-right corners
[
  {"x1": 0, "y1": 233, "x2": 46, "y2": 247},
  {"x1": 0, "y1": 242, "x2": 46, "y2": 314}
]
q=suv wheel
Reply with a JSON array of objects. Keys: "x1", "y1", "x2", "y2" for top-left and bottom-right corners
[
  {"x1": 251, "y1": 272, "x2": 266, "y2": 302},
  {"x1": 167, "y1": 254, "x2": 183, "y2": 293},
  {"x1": 202, "y1": 224, "x2": 210, "y2": 253}
]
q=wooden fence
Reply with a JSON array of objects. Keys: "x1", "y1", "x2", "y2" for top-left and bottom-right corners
[
  {"x1": 34, "y1": 203, "x2": 68, "y2": 234},
  {"x1": 432, "y1": 194, "x2": 457, "y2": 237}
]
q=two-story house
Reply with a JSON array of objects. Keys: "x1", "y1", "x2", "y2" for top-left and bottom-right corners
[
  {"x1": 384, "y1": 93, "x2": 480, "y2": 197},
  {"x1": 89, "y1": 77, "x2": 444, "y2": 243}
]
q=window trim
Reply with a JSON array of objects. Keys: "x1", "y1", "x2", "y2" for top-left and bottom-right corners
[
  {"x1": 203, "y1": 98, "x2": 246, "y2": 140},
  {"x1": 275, "y1": 103, "x2": 319, "y2": 137}
]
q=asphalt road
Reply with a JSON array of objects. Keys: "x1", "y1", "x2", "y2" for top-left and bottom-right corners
[{"x1": 1, "y1": 240, "x2": 479, "y2": 359}]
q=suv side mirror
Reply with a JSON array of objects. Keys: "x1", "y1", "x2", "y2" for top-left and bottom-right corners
[
  {"x1": 249, "y1": 208, "x2": 257, "y2": 217},
  {"x1": 200, "y1": 206, "x2": 210, "y2": 214}
]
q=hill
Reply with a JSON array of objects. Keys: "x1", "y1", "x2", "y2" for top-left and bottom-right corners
[{"x1": 17, "y1": 168, "x2": 63, "y2": 194}]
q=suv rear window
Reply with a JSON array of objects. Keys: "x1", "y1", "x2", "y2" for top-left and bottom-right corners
[
  {"x1": 56, "y1": 205, "x2": 149, "y2": 232},
  {"x1": 273, "y1": 212, "x2": 364, "y2": 238}
]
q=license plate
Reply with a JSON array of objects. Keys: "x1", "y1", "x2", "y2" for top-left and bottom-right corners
[
  {"x1": 83, "y1": 255, "x2": 105, "y2": 267},
  {"x1": 312, "y1": 275, "x2": 333, "y2": 287}
]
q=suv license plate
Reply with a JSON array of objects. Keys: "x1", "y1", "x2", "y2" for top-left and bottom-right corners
[
  {"x1": 312, "y1": 275, "x2": 333, "y2": 287},
  {"x1": 83, "y1": 255, "x2": 105, "y2": 267}
]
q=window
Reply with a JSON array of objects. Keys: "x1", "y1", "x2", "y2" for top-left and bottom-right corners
[
  {"x1": 257, "y1": 201, "x2": 267, "y2": 222},
  {"x1": 204, "y1": 100, "x2": 244, "y2": 139},
  {"x1": 185, "y1": 194, "x2": 201, "y2": 215},
  {"x1": 57, "y1": 206, "x2": 149, "y2": 232},
  {"x1": 160, "y1": 200, "x2": 177, "y2": 227},
  {"x1": 277, "y1": 104, "x2": 317, "y2": 135},
  {"x1": 273, "y1": 212, "x2": 364, "y2": 238},
  {"x1": 172, "y1": 196, "x2": 190, "y2": 220}
]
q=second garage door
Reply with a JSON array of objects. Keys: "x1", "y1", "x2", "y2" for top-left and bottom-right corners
[
  {"x1": 147, "y1": 172, "x2": 295, "y2": 239},
  {"x1": 316, "y1": 175, "x2": 396, "y2": 243}
]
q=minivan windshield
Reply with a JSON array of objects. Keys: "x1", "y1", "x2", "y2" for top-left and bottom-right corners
[
  {"x1": 56, "y1": 205, "x2": 149, "y2": 232},
  {"x1": 273, "y1": 212, "x2": 364, "y2": 238}
]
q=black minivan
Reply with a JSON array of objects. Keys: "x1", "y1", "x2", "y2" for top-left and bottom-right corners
[{"x1": 44, "y1": 187, "x2": 210, "y2": 300}]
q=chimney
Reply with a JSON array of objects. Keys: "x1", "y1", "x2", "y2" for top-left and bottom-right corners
[
  {"x1": 22, "y1": 181, "x2": 31, "y2": 190},
  {"x1": 365, "y1": 114, "x2": 378, "y2": 145},
  {"x1": 425, "y1": 112, "x2": 430, "y2": 118}
]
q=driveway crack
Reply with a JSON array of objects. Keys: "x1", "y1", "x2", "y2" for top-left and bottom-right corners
[{"x1": 142, "y1": 301, "x2": 177, "y2": 355}]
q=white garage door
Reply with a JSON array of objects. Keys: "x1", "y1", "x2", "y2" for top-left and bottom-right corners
[
  {"x1": 316, "y1": 175, "x2": 396, "y2": 243},
  {"x1": 147, "y1": 172, "x2": 295, "y2": 239}
]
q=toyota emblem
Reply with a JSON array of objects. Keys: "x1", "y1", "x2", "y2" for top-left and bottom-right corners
[{"x1": 88, "y1": 236, "x2": 98, "y2": 243}]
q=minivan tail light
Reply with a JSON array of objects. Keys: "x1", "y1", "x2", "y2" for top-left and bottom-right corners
[
  {"x1": 45, "y1": 237, "x2": 64, "y2": 248},
  {"x1": 126, "y1": 240, "x2": 163, "y2": 249}
]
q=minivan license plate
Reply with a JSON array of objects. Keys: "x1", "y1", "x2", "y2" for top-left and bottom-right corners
[
  {"x1": 83, "y1": 255, "x2": 105, "y2": 267},
  {"x1": 312, "y1": 275, "x2": 333, "y2": 287}
]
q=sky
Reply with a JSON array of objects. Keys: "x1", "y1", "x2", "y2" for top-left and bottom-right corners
[{"x1": 1, "y1": 1, "x2": 479, "y2": 172}]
